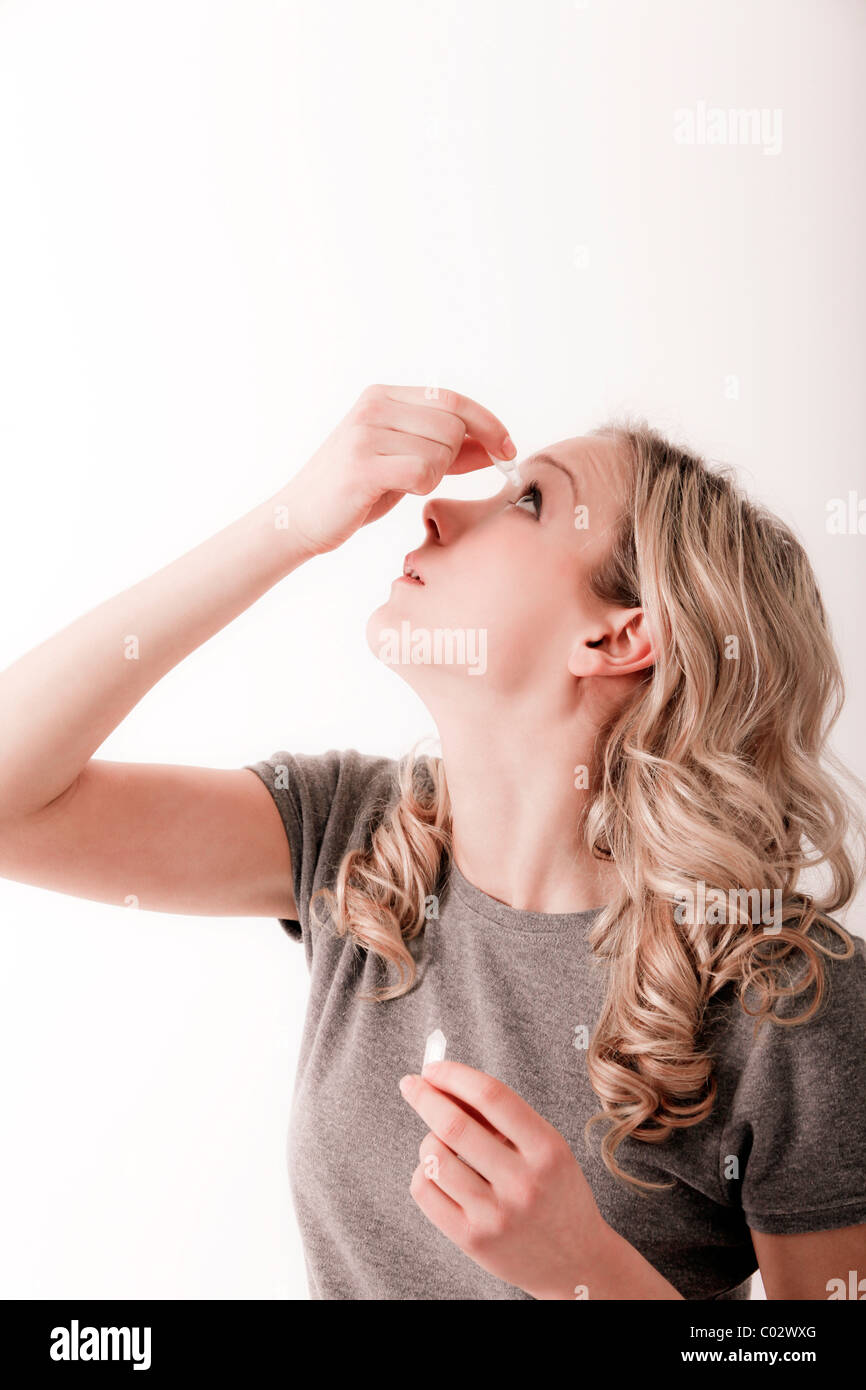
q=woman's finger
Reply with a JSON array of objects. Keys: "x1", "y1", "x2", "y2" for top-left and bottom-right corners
[
  {"x1": 379, "y1": 385, "x2": 515, "y2": 461},
  {"x1": 371, "y1": 453, "x2": 452, "y2": 497},
  {"x1": 448, "y1": 434, "x2": 510, "y2": 476},
  {"x1": 418, "y1": 1132, "x2": 491, "y2": 1203},
  {"x1": 401, "y1": 1075, "x2": 522, "y2": 1184},
  {"x1": 364, "y1": 398, "x2": 468, "y2": 456}
]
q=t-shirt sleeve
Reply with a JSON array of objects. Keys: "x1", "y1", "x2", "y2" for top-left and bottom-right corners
[
  {"x1": 242, "y1": 747, "x2": 398, "y2": 958},
  {"x1": 718, "y1": 924, "x2": 866, "y2": 1235}
]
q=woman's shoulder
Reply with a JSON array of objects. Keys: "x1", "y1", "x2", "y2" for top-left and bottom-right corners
[
  {"x1": 703, "y1": 915, "x2": 866, "y2": 1067},
  {"x1": 335, "y1": 747, "x2": 403, "y2": 829},
  {"x1": 247, "y1": 743, "x2": 397, "y2": 793},
  {"x1": 246, "y1": 744, "x2": 399, "y2": 838},
  {"x1": 703, "y1": 918, "x2": 866, "y2": 1235},
  {"x1": 242, "y1": 746, "x2": 405, "y2": 946}
]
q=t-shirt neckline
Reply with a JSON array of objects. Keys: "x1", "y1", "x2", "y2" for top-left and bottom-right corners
[{"x1": 444, "y1": 857, "x2": 606, "y2": 934}]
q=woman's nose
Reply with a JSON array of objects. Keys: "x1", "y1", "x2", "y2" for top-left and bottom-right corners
[
  {"x1": 420, "y1": 499, "x2": 442, "y2": 542},
  {"x1": 422, "y1": 494, "x2": 489, "y2": 543}
]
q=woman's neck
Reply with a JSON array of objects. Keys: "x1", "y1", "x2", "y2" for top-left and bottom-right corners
[{"x1": 436, "y1": 713, "x2": 617, "y2": 915}]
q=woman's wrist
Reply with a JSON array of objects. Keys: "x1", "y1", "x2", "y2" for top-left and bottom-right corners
[
  {"x1": 533, "y1": 1212, "x2": 684, "y2": 1300},
  {"x1": 246, "y1": 480, "x2": 325, "y2": 578}
]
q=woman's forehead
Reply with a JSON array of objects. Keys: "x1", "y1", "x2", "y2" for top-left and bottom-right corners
[{"x1": 530, "y1": 435, "x2": 630, "y2": 507}]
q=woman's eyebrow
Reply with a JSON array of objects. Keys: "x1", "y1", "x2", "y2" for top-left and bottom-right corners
[{"x1": 526, "y1": 452, "x2": 578, "y2": 504}]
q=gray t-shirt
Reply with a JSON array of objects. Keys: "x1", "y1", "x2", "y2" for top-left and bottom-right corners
[{"x1": 244, "y1": 746, "x2": 866, "y2": 1301}]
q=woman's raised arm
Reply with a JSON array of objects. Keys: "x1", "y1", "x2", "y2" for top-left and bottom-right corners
[{"x1": 0, "y1": 385, "x2": 514, "y2": 917}]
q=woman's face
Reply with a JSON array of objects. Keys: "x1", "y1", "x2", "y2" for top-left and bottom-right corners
[{"x1": 366, "y1": 433, "x2": 635, "y2": 699}]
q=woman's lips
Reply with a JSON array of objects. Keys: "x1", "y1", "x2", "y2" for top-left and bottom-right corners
[{"x1": 401, "y1": 553, "x2": 425, "y2": 584}]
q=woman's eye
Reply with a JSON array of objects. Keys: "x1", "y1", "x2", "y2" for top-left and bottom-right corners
[{"x1": 511, "y1": 481, "x2": 542, "y2": 517}]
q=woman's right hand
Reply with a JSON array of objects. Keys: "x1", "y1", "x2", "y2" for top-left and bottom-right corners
[{"x1": 284, "y1": 383, "x2": 517, "y2": 557}]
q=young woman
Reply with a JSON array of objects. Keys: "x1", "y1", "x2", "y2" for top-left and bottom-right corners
[{"x1": 1, "y1": 383, "x2": 864, "y2": 1301}]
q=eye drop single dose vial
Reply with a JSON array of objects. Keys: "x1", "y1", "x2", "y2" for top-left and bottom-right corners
[
  {"x1": 495, "y1": 458, "x2": 523, "y2": 490},
  {"x1": 423, "y1": 1028, "x2": 447, "y2": 1068}
]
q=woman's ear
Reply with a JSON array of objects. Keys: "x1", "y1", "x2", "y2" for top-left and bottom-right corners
[{"x1": 567, "y1": 607, "x2": 654, "y2": 678}]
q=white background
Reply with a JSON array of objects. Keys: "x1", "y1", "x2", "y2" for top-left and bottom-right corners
[{"x1": 0, "y1": 0, "x2": 863, "y2": 1300}]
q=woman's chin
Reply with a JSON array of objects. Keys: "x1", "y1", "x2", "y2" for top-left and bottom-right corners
[
  {"x1": 365, "y1": 603, "x2": 401, "y2": 659},
  {"x1": 367, "y1": 582, "x2": 422, "y2": 630}
]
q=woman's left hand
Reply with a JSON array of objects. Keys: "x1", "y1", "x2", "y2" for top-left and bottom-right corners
[{"x1": 398, "y1": 1058, "x2": 610, "y2": 1300}]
